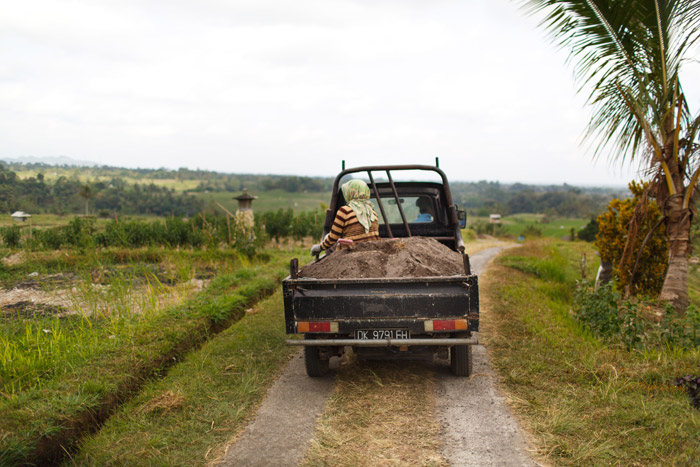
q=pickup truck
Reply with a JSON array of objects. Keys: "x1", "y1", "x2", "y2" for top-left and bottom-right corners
[{"x1": 283, "y1": 162, "x2": 479, "y2": 377}]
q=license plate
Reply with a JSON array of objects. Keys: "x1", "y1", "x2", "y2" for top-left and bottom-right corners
[{"x1": 354, "y1": 329, "x2": 410, "y2": 340}]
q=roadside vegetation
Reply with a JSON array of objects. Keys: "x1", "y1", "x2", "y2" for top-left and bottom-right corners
[
  {"x1": 486, "y1": 239, "x2": 700, "y2": 466},
  {"x1": 70, "y1": 287, "x2": 301, "y2": 466},
  {"x1": 0, "y1": 223, "x2": 304, "y2": 465}
]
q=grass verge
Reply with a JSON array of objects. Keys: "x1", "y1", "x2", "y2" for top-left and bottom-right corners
[
  {"x1": 484, "y1": 239, "x2": 700, "y2": 466},
  {"x1": 301, "y1": 359, "x2": 446, "y2": 467},
  {"x1": 69, "y1": 289, "x2": 299, "y2": 465},
  {"x1": 0, "y1": 249, "x2": 300, "y2": 466}
]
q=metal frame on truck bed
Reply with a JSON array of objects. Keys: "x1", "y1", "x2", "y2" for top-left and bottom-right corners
[{"x1": 283, "y1": 161, "x2": 479, "y2": 377}]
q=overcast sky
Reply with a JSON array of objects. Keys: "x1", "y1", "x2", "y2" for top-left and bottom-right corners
[{"x1": 2, "y1": 0, "x2": 699, "y2": 185}]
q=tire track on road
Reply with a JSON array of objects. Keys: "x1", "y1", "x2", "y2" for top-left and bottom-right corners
[
  {"x1": 217, "y1": 353, "x2": 335, "y2": 467},
  {"x1": 435, "y1": 245, "x2": 537, "y2": 467}
]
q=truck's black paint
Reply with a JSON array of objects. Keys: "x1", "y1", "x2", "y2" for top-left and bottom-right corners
[
  {"x1": 283, "y1": 276, "x2": 479, "y2": 334},
  {"x1": 282, "y1": 164, "x2": 478, "y2": 376}
]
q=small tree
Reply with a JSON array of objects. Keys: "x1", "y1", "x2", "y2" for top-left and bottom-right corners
[
  {"x1": 78, "y1": 184, "x2": 92, "y2": 217},
  {"x1": 578, "y1": 217, "x2": 599, "y2": 242},
  {"x1": 596, "y1": 182, "x2": 667, "y2": 296}
]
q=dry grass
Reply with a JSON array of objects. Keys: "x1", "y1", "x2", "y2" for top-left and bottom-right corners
[
  {"x1": 301, "y1": 357, "x2": 447, "y2": 467},
  {"x1": 138, "y1": 390, "x2": 185, "y2": 415},
  {"x1": 482, "y1": 240, "x2": 700, "y2": 466}
]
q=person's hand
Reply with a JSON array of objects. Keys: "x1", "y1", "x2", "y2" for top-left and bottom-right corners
[{"x1": 310, "y1": 244, "x2": 322, "y2": 256}]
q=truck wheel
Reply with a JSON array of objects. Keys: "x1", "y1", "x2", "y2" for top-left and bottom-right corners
[
  {"x1": 304, "y1": 345, "x2": 329, "y2": 377},
  {"x1": 450, "y1": 345, "x2": 472, "y2": 377}
]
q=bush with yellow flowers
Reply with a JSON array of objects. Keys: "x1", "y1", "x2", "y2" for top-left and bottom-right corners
[{"x1": 595, "y1": 181, "x2": 668, "y2": 296}]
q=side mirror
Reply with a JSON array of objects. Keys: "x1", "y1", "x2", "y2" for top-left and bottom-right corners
[{"x1": 457, "y1": 209, "x2": 467, "y2": 229}]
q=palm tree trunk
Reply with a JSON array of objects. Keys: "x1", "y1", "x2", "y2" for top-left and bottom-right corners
[{"x1": 659, "y1": 192, "x2": 691, "y2": 313}]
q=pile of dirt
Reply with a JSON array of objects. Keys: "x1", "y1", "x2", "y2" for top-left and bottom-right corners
[{"x1": 299, "y1": 237, "x2": 466, "y2": 279}]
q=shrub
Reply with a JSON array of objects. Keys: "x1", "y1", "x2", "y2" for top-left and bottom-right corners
[
  {"x1": 522, "y1": 225, "x2": 542, "y2": 237},
  {"x1": 573, "y1": 282, "x2": 621, "y2": 338},
  {"x1": 1, "y1": 226, "x2": 22, "y2": 248},
  {"x1": 595, "y1": 181, "x2": 667, "y2": 296},
  {"x1": 61, "y1": 217, "x2": 95, "y2": 249},
  {"x1": 574, "y1": 284, "x2": 700, "y2": 350},
  {"x1": 38, "y1": 228, "x2": 63, "y2": 250},
  {"x1": 578, "y1": 217, "x2": 598, "y2": 242},
  {"x1": 462, "y1": 228, "x2": 477, "y2": 242}
]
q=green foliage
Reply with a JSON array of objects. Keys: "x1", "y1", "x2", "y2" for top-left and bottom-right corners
[
  {"x1": 522, "y1": 224, "x2": 542, "y2": 237},
  {"x1": 461, "y1": 228, "x2": 477, "y2": 241},
  {"x1": 489, "y1": 240, "x2": 700, "y2": 465},
  {"x1": 1, "y1": 225, "x2": 22, "y2": 248},
  {"x1": 574, "y1": 283, "x2": 700, "y2": 350},
  {"x1": 0, "y1": 164, "x2": 205, "y2": 216},
  {"x1": 595, "y1": 182, "x2": 667, "y2": 296},
  {"x1": 2, "y1": 215, "x2": 266, "y2": 255},
  {"x1": 258, "y1": 208, "x2": 324, "y2": 241},
  {"x1": 521, "y1": 0, "x2": 699, "y2": 165},
  {"x1": 472, "y1": 220, "x2": 507, "y2": 236},
  {"x1": 0, "y1": 248, "x2": 297, "y2": 465},
  {"x1": 3, "y1": 162, "x2": 629, "y2": 220},
  {"x1": 577, "y1": 217, "x2": 598, "y2": 242}
]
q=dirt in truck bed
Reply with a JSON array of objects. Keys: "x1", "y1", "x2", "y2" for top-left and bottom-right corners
[{"x1": 299, "y1": 236, "x2": 466, "y2": 279}]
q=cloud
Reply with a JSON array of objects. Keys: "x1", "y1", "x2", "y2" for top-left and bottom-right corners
[{"x1": 0, "y1": 0, "x2": 653, "y2": 185}]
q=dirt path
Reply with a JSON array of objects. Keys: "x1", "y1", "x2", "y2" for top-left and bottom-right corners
[
  {"x1": 217, "y1": 353, "x2": 336, "y2": 466},
  {"x1": 435, "y1": 245, "x2": 537, "y2": 466},
  {"x1": 218, "y1": 244, "x2": 535, "y2": 466}
]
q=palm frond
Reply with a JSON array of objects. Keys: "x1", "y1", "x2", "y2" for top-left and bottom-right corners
[{"x1": 520, "y1": 0, "x2": 700, "y2": 166}]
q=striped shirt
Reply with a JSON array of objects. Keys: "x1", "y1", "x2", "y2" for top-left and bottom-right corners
[{"x1": 320, "y1": 206, "x2": 380, "y2": 250}]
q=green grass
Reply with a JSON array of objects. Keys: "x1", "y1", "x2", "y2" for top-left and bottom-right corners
[
  {"x1": 485, "y1": 239, "x2": 700, "y2": 466},
  {"x1": 688, "y1": 263, "x2": 700, "y2": 307},
  {"x1": 0, "y1": 247, "x2": 301, "y2": 466},
  {"x1": 71, "y1": 288, "x2": 300, "y2": 466},
  {"x1": 469, "y1": 214, "x2": 588, "y2": 239}
]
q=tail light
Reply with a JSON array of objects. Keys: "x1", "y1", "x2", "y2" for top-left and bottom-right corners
[
  {"x1": 424, "y1": 319, "x2": 468, "y2": 332},
  {"x1": 297, "y1": 321, "x2": 338, "y2": 333}
]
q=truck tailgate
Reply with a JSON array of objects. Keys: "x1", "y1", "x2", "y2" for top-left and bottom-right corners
[{"x1": 283, "y1": 275, "x2": 478, "y2": 334}]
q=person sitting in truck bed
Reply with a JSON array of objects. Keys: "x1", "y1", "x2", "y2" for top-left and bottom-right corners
[{"x1": 311, "y1": 179, "x2": 380, "y2": 256}]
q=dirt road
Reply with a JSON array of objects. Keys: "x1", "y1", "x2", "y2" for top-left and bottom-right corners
[
  {"x1": 435, "y1": 246, "x2": 536, "y2": 466},
  {"x1": 218, "y1": 245, "x2": 535, "y2": 466}
]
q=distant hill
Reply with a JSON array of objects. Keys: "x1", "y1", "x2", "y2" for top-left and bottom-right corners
[{"x1": 0, "y1": 155, "x2": 98, "y2": 167}]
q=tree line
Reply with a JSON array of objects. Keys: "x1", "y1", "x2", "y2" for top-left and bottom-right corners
[
  {"x1": 0, "y1": 165, "x2": 204, "y2": 216},
  {"x1": 450, "y1": 181, "x2": 624, "y2": 218},
  {"x1": 1, "y1": 162, "x2": 626, "y2": 219}
]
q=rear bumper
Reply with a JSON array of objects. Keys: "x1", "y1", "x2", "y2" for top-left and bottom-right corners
[{"x1": 285, "y1": 337, "x2": 479, "y2": 347}]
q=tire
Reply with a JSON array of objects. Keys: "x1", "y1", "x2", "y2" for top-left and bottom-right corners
[
  {"x1": 450, "y1": 345, "x2": 472, "y2": 377},
  {"x1": 304, "y1": 345, "x2": 329, "y2": 377}
]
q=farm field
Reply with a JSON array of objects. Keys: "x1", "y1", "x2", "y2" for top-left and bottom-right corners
[
  {"x1": 10, "y1": 168, "x2": 202, "y2": 192},
  {"x1": 193, "y1": 189, "x2": 328, "y2": 213},
  {"x1": 469, "y1": 213, "x2": 589, "y2": 239},
  {"x1": 0, "y1": 242, "x2": 305, "y2": 465}
]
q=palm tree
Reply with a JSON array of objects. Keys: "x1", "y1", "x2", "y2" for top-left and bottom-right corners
[
  {"x1": 79, "y1": 184, "x2": 92, "y2": 217},
  {"x1": 522, "y1": 0, "x2": 700, "y2": 311}
]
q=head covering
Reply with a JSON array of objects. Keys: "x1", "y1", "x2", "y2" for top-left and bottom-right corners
[{"x1": 341, "y1": 179, "x2": 377, "y2": 233}]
